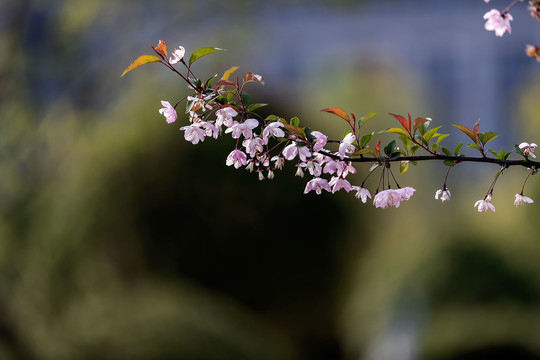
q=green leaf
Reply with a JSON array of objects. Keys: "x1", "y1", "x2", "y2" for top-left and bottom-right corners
[
  {"x1": 290, "y1": 116, "x2": 300, "y2": 127},
  {"x1": 121, "y1": 55, "x2": 161, "y2": 77},
  {"x1": 431, "y1": 143, "x2": 439, "y2": 152},
  {"x1": 424, "y1": 126, "x2": 442, "y2": 142},
  {"x1": 384, "y1": 127, "x2": 410, "y2": 137},
  {"x1": 418, "y1": 120, "x2": 431, "y2": 136},
  {"x1": 360, "y1": 133, "x2": 373, "y2": 148},
  {"x1": 481, "y1": 131, "x2": 501, "y2": 145},
  {"x1": 247, "y1": 103, "x2": 268, "y2": 112},
  {"x1": 467, "y1": 143, "x2": 483, "y2": 153},
  {"x1": 496, "y1": 147, "x2": 505, "y2": 159},
  {"x1": 411, "y1": 144, "x2": 420, "y2": 155},
  {"x1": 441, "y1": 147, "x2": 452, "y2": 156},
  {"x1": 241, "y1": 92, "x2": 251, "y2": 106},
  {"x1": 384, "y1": 140, "x2": 397, "y2": 157},
  {"x1": 359, "y1": 112, "x2": 377, "y2": 127},
  {"x1": 400, "y1": 161, "x2": 409, "y2": 174},
  {"x1": 488, "y1": 149, "x2": 498, "y2": 157},
  {"x1": 454, "y1": 143, "x2": 463, "y2": 156},
  {"x1": 399, "y1": 135, "x2": 412, "y2": 151},
  {"x1": 204, "y1": 74, "x2": 218, "y2": 89},
  {"x1": 189, "y1": 47, "x2": 225, "y2": 65},
  {"x1": 514, "y1": 144, "x2": 525, "y2": 156},
  {"x1": 443, "y1": 159, "x2": 456, "y2": 167},
  {"x1": 436, "y1": 134, "x2": 449, "y2": 145}
]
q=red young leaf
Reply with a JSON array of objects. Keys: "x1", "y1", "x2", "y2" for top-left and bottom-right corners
[
  {"x1": 472, "y1": 119, "x2": 480, "y2": 142},
  {"x1": 215, "y1": 80, "x2": 236, "y2": 87},
  {"x1": 152, "y1": 40, "x2": 168, "y2": 58},
  {"x1": 375, "y1": 139, "x2": 381, "y2": 157},
  {"x1": 389, "y1": 113, "x2": 410, "y2": 133},
  {"x1": 321, "y1": 108, "x2": 350, "y2": 123}
]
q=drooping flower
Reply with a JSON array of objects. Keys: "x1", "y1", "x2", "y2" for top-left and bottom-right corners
[
  {"x1": 262, "y1": 122, "x2": 285, "y2": 144},
  {"x1": 215, "y1": 107, "x2": 238, "y2": 128},
  {"x1": 483, "y1": 9, "x2": 513, "y2": 37},
  {"x1": 338, "y1": 133, "x2": 356, "y2": 160},
  {"x1": 295, "y1": 165, "x2": 305, "y2": 178},
  {"x1": 304, "y1": 177, "x2": 331, "y2": 195},
  {"x1": 352, "y1": 186, "x2": 372, "y2": 203},
  {"x1": 474, "y1": 194, "x2": 496, "y2": 212},
  {"x1": 329, "y1": 176, "x2": 352, "y2": 193},
  {"x1": 169, "y1": 46, "x2": 185, "y2": 64},
  {"x1": 271, "y1": 155, "x2": 285, "y2": 170},
  {"x1": 180, "y1": 123, "x2": 205, "y2": 144},
  {"x1": 373, "y1": 189, "x2": 403, "y2": 209},
  {"x1": 159, "y1": 100, "x2": 177, "y2": 124},
  {"x1": 519, "y1": 142, "x2": 537, "y2": 158},
  {"x1": 435, "y1": 187, "x2": 451, "y2": 202},
  {"x1": 226, "y1": 149, "x2": 248, "y2": 169},
  {"x1": 514, "y1": 193, "x2": 534, "y2": 207}
]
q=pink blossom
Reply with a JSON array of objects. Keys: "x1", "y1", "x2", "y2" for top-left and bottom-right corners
[
  {"x1": 323, "y1": 160, "x2": 356, "y2": 178},
  {"x1": 159, "y1": 100, "x2": 177, "y2": 124},
  {"x1": 282, "y1": 143, "x2": 311, "y2": 162},
  {"x1": 304, "y1": 177, "x2": 331, "y2": 195},
  {"x1": 329, "y1": 177, "x2": 352, "y2": 193},
  {"x1": 514, "y1": 194, "x2": 534, "y2": 207},
  {"x1": 484, "y1": 0, "x2": 490, "y2": 3},
  {"x1": 435, "y1": 188, "x2": 451, "y2": 202},
  {"x1": 169, "y1": 46, "x2": 185, "y2": 64},
  {"x1": 397, "y1": 187, "x2": 416, "y2": 200},
  {"x1": 352, "y1": 186, "x2": 372, "y2": 203},
  {"x1": 300, "y1": 160, "x2": 323, "y2": 177},
  {"x1": 226, "y1": 149, "x2": 248, "y2": 169},
  {"x1": 201, "y1": 122, "x2": 219, "y2": 139},
  {"x1": 519, "y1": 142, "x2": 537, "y2": 158},
  {"x1": 225, "y1": 119, "x2": 259, "y2": 139},
  {"x1": 216, "y1": 107, "x2": 238, "y2": 128},
  {"x1": 483, "y1": 9, "x2": 513, "y2": 37},
  {"x1": 262, "y1": 122, "x2": 285, "y2": 144},
  {"x1": 243, "y1": 137, "x2": 265, "y2": 157},
  {"x1": 474, "y1": 195, "x2": 496, "y2": 212},
  {"x1": 312, "y1": 131, "x2": 328, "y2": 152},
  {"x1": 373, "y1": 189, "x2": 403, "y2": 209},
  {"x1": 187, "y1": 95, "x2": 212, "y2": 112},
  {"x1": 338, "y1": 133, "x2": 356, "y2": 160},
  {"x1": 180, "y1": 123, "x2": 205, "y2": 144}
]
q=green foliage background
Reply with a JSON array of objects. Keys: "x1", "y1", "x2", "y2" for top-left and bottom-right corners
[{"x1": 1, "y1": 1, "x2": 540, "y2": 359}]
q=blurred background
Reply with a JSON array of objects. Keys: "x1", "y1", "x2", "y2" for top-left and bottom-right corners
[{"x1": 2, "y1": 0, "x2": 540, "y2": 359}]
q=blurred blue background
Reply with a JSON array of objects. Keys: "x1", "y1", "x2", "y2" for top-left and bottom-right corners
[{"x1": 2, "y1": 0, "x2": 540, "y2": 359}]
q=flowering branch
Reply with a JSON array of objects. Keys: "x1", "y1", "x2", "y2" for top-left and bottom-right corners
[{"x1": 121, "y1": 11, "x2": 539, "y2": 212}]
